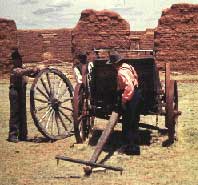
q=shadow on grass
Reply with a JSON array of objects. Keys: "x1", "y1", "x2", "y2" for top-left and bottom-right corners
[
  {"x1": 89, "y1": 122, "x2": 168, "y2": 148},
  {"x1": 139, "y1": 123, "x2": 168, "y2": 136},
  {"x1": 88, "y1": 122, "x2": 168, "y2": 163},
  {"x1": 26, "y1": 136, "x2": 55, "y2": 143}
]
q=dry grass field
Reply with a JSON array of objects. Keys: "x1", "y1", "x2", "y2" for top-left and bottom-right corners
[{"x1": 0, "y1": 73, "x2": 198, "y2": 185}]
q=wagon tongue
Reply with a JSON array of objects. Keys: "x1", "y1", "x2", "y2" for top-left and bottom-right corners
[
  {"x1": 55, "y1": 111, "x2": 123, "y2": 176},
  {"x1": 55, "y1": 155, "x2": 123, "y2": 176}
]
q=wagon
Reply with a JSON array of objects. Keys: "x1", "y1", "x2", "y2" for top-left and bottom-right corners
[
  {"x1": 29, "y1": 51, "x2": 181, "y2": 143},
  {"x1": 72, "y1": 49, "x2": 181, "y2": 144},
  {"x1": 30, "y1": 50, "x2": 181, "y2": 174}
]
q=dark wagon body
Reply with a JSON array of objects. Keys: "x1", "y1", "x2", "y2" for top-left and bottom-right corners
[
  {"x1": 73, "y1": 54, "x2": 181, "y2": 143},
  {"x1": 90, "y1": 57, "x2": 162, "y2": 117}
]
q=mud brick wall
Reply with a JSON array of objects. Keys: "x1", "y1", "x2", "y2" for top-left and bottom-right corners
[
  {"x1": 18, "y1": 29, "x2": 72, "y2": 65},
  {"x1": 0, "y1": 18, "x2": 17, "y2": 75},
  {"x1": 72, "y1": 9, "x2": 131, "y2": 62},
  {"x1": 130, "y1": 31, "x2": 145, "y2": 50},
  {"x1": 127, "y1": 29, "x2": 154, "y2": 58},
  {"x1": 130, "y1": 29, "x2": 154, "y2": 50},
  {"x1": 17, "y1": 30, "x2": 43, "y2": 64},
  {"x1": 140, "y1": 29, "x2": 154, "y2": 50},
  {"x1": 154, "y1": 4, "x2": 198, "y2": 72}
]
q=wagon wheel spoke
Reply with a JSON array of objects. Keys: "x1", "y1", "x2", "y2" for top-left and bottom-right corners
[
  {"x1": 59, "y1": 109, "x2": 72, "y2": 123},
  {"x1": 45, "y1": 109, "x2": 53, "y2": 129},
  {"x1": 55, "y1": 112, "x2": 61, "y2": 135},
  {"x1": 51, "y1": 111, "x2": 55, "y2": 135},
  {"x1": 34, "y1": 97, "x2": 48, "y2": 103},
  {"x1": 60, "y1": 105, "x2": 73, "y2": 112},
  {"x1": 56, "y1": 111, "x2": 68, "y2": 131},
  {"x1": 56, "y1": 79, "x2": 63, "y2": 97},
  {"x1": 61, "y1": 97, "x2": 73, "y2": 103},
  {"x1": 46, "y1": 72, "x2": 53, "y2": 96},
  {"x1": 38, "y1": 107, "x2": 52, "y2": 123},
  {"x1": 40, "y1": 77, "x2": 50, "y2": 97},
  {"x1": 53, "y1": 73, "x2": 57, "y2": 98},
  {"x1": 36, "y1": 86, "x2": 49, "y2": 100},
  {"x1": 58, "y1": 86, "x2": 70, "y2": 101},
  {"x1": 53, "y1": 78, "x2": 62, "y2": 98},
  {"x1": 35, "y1": 104, "x2": 49, "y2": 112}
]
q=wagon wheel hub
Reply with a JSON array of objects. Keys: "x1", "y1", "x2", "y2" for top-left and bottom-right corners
[{"x1": 51, "y1": 98, "x2": 60, "y2": 111}]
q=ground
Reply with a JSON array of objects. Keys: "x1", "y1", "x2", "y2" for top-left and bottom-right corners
[{"x1": 0, "y1": 72, "x2": 198, "y2": 185}]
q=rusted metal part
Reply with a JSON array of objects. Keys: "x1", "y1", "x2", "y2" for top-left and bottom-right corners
[{"x1": 55, "y1": 155, "x2": 123, "y2": 173}]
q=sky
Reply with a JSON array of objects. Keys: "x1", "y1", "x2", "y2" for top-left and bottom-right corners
[{"x1": 0, "y1": 0, "x2": 197, "y2": 31}]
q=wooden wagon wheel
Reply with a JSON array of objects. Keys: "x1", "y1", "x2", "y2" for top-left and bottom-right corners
[
  {"x1": 73, "y1": 83, "x2": 92, "y2": 143},
  {"x1": 30, "y1": 67, "x2": 74, "y2": 140},
  {"x1": 165, "y1": 62, "x2": 179, "y2": 142},
  {"x1": 165, "y1": 80, "x2": 179, "y2": 141}
]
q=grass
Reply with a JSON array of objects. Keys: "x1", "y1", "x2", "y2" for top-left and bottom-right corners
[{"x1": 0, "y1": 73, "x2": 198, "y2": 185}]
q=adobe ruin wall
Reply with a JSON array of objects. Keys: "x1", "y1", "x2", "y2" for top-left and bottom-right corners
[
  {"x1": 0, "y1": 18, "x2": 17, "y2": 76},
  {"x1": 154, "y1": 3, "x2": 198, "y2": 72},
  {"x1": 72, "y1": 9, "x2": 131, "y2": 62},
  {"x1": 0, "y1": 3, "x2": 197, "y2": 76},
  {"x1": 17, "y1": 29, "x2": 73, "y2": 64}
]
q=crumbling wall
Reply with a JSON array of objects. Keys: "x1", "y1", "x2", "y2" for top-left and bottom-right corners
[
  {"x1": 140, "y1": 29, "x2": 154, "y2": 50},
  {"x1": 0, "y1": 18, "x2": 17, "y2": 75},
  {"x1": 130, "y1": 29, "x2": 154, "y2": 50},
  {"x1": 154, "y1": 3, "x2": 198, "y2": 72},
  {"x1": 72, "y1": 9, "x2": 131, "y2": 62},
  {"x1": 128, "y1": 29, "x2": 154, "y2": 58},
  {"x1": 17, "y1": 30, "x2": 43, "y2": 64},
  {"x1": 18, "y1": 29, "x2": 72, "y2": 64},
  {"x1": 1, "y1": 5, "x2": 198, "y2": 76}
]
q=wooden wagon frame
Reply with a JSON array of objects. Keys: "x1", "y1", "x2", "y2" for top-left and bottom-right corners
[{"x1": 29, "y1": 49, "x2": 181, "y2": 175}]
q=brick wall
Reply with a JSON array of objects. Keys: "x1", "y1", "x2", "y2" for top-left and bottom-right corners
[
  {"x1": 18, "y1": 29, "x2": 72, "y2": 65},
  {"x1": 1, "y1": 5, "x2": 198, "y2": 75},
  {"x1": 0, "y1": 18, "x2": 17, "y2": 75},
  {"x1": 130, "y1": 29, "x2": 154, "y2": 50},
  {"x1": 17, "y1": 30, "x2": 43, "y2": 64},
  {"x1": 72, "y1": 9, "x2": 131, "y2": 62},
  {"x1": 126, "y1": 29, "x2": 154, "y2": 58},
  {"x1": 154, "y1": 3, "x2": 198, "y2": 72}
]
